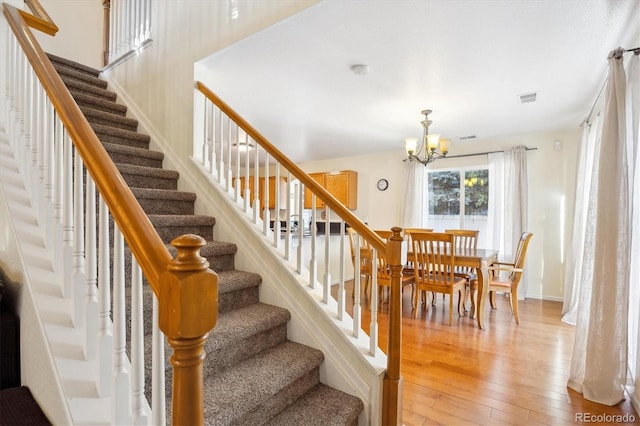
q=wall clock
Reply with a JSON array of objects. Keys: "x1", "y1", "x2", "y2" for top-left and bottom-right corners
[{"x1": 377, "y1": 178, "x2": 389, "y2": 191}]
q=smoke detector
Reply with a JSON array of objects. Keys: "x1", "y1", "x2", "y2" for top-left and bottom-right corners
[
  {"x1": 519, "y1": 91, "x2": 538, "y2": 104},
  {"x1": 350, "y1": 64, "x2": 369, "y2": 76}
]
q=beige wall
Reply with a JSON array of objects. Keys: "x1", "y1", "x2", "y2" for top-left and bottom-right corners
[
  {"x1": 27, "y1": 0, "x2": 579, "y2": 302},
  {"x1": 34, "y1": 0, "x2": 103, "y2": 69},
  {"x1": 299, "y1": 127, "x2": 581, "y2": 301},
  {"x1": 106, "y1": 0, "x2": 318, "y2": 161}
]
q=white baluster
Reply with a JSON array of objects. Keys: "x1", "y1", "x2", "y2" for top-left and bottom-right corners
[
  {"x1": 210, "y1": 104, "x2": 217, "y2": 178},
  {"x1": 309, "y1": 195, "x2": 317, "y2": 289},
  {"x1": 284, "y1": 173, "x2": 292, "y2": 258},
  {"x1": 337, "y1": 221, "x2": 346, "y2": 321},
  {"x1": 84, "y1": 176, "x2": 98, "y2": 361},
  {"x1": 243, "y1": 135, "x2": 251, "y2": 213},
  {"x1": 218, "y1": 110, "x2": 225, "y2": 186},
  {"x1": 73, "y1": 149, "x2": 86, "y2": 327},
  {"x1": 131, "y1": 257, "x2": 150, "y2": 425},
  {"x1": 225, "y1": 116, "x2": 233, "y2": 193},
  {"x1": 352, "y1": 233, "x2": 361, "y2": 338},
  {"x1": 152, "y1": 294, "x2": 166, "y2": 426},
  {"x1": 296, "y1": 181, "x2": 304, "y2": 274},
  {"x1": 112, "y1": 224, "x2": 130, "y2": 424},
  {"x1": 54, "y1": 113, "x2": 64, "y2": 226},
  {"x1": 262, "y1": 154, "x2": 270, "y2": 236},
  {"x1": 323, "y1": 208, "x2": 331, "y2": 304},
  {"x1": 55, "y1": 121, "x2": 72, "y2": 298},
  {"x1": 273, "y1": 163, "x2": 281, "y2": 249},
  {"x1": 97, "y1": 196, "x2": 112, "y2": 397},
  {"x1": 252, "y1": 144, "x2": 260, "y2": 224},
  {"x1": 369, "y1": 249, "x2": 379, "y2": 356},
  {"x1": 233, "y1": 123, "x2": 240, "y2": 202}
]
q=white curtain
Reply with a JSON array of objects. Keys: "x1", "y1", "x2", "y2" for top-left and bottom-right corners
[
  {"x1": 561, "y1": 115, "x2": 602, "y2": 323},
  {"x1": 400, "y1": 160, "x2": 427, "y2": 228},
  {"x1": 626, "y1": 52, "x2": 640, "y2": 404},
  {"x1": 487, "y1": 146, "x2": 529, "y2": 298},
  {"x1": 566, "y1": 48, "x2": 636, "y2": 407},
  {"x1": 486, "y1": 152, "x2": 504, "y2": 254}
]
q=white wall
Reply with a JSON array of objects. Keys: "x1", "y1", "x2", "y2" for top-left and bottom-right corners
[
  {"x1": 107, "y1": 0, "x2": 318, "y2": 162},
  {"x1": 34, "y1": 0, "x2": 103, "y2": 69},
  {"x1": 299, "y1": 127, "x2": 581, "y2": 301}
]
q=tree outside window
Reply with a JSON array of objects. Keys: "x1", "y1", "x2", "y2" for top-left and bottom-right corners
[{"x1": 427, "y1": 168, "x2": 489, "y2": 245}]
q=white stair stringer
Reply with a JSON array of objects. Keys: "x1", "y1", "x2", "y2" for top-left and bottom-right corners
[{"x1": 0, "y1": 134, "x2": 111, "y2": 425}]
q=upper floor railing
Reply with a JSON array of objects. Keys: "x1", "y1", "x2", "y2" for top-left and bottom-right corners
[
  {"x1": 1, "y1": 1, "x2": 214, "y2": 424},
  {"x1": 195, "y1": 81, "x2": 404, "y2": 425},
  {"x1": 102, "y1": 0, "x2": 152, "y2": 67}
]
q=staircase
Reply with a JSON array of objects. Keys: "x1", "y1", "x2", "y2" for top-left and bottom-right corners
[{"x1": 47, "y1": 54, "x2": 363, "y2": 425}]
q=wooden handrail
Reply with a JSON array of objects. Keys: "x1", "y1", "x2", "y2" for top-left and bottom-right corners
[
  {"x1": 3, "y1": 2, "x2": 170, "y2": 292},
  {"x1": 5, "y1": 3, "x2": 218, "y2": 424},
  {"x1": 196, "y1": 81, "x2": 386, "y2": 255},
  {"x1": 197, "y1": 81, "x2": 403, "y2": 425},
  {"x1": 22, "y1": 0, "x2": 58, "y2": 35}
]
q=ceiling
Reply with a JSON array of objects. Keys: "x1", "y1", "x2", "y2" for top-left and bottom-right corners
[{"x1": 199, "y1": 0, "x2": 640, "y2": 163}]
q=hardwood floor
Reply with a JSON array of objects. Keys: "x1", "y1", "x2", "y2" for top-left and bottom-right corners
[{"x1": 333, "y1": 282, "x2": 638, "y2": 425}]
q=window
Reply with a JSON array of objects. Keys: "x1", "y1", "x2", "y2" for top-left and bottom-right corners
[{"x1": 427, "y1": 168, "x2": 489, "y2": 247}]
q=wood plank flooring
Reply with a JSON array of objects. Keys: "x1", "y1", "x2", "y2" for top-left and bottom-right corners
[{"x1": 333, "y1": 282, "x2": 638, "y2": 425}]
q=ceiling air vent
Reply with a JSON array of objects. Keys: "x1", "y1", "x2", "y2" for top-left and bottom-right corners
[
  {"x1": 519, "y1": 92, "x2": 537, "y2": 104},
  {"x1": 459, "y1": 135, "x2": 477, "y2": 141}
]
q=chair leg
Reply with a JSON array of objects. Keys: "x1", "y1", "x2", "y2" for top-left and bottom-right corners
[
  {"x1": 490, "y1": 291, "x2": 497, "y2": 309},
  {"x1": 457, "y1": 289, "x2": 465, "y2": 316},
  {"x1": 448, "y1": 292, "x2": 454, "y2": 326},
  {"x1": 468, "y1": 282, "x2": 477, "y2": 318},
  {"x1": 412, "y1": 289, "x2": 420, "y2": 318},
  {"x1": 511, "y1": 289, "x2": 520, "y2": 324}
]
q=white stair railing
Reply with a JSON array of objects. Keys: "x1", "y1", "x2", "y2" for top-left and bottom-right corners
[
  {"x1": 194, "y1": 84, "x2": 383, "y2": 358},
  {"x1": 1, "y1": 17, "x2": 160, "y2": 424},
  {"x1": 106, "y1": 0, "x2": 153, "y2": 66}
]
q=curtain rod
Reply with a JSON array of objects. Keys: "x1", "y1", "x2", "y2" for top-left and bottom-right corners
[
  {"x1": 585, "y1": 46, "x2": 640, "y2": 124},
  {"x1": 444, "y1": 147, "x2": 537, "y2": 159}
]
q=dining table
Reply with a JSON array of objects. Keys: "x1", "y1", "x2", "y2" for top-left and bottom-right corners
[{"x1": 453, "y1": 247, "x2": 499, "y2": 330}]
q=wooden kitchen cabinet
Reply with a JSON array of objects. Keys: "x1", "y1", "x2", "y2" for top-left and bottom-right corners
[
  {"x1": 303, "y1": 170, "x2": 357, "y2": 209},
  {"x1": 303, "y1": 172, "x2": 326, "y2": 209},
  {"x1": 235, "y1": 176, "x2": 287, "y2": 213}
]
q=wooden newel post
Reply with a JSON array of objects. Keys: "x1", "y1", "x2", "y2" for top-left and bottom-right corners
[
  {"x1": 382, "y1": 226, "x2": 403, "y2": 426},
  {"x1": 159, "y1": 234, "x2": 218, "y2": 426}
]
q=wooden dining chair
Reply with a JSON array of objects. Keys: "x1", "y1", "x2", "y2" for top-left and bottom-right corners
[
  {"x1": 347, "y1": 227, "x2": 372, "y2": 298},
  {"x1": 371, "y1": 230, "x2": 415, "y2": 303},
  {"x1": 445, "y1": 229, "x2": 479, "y2": 310},
  {"x1": 411, "y1": 232, "x2": 467, "y2": 325},
  {"x1": 403, "y1": 228, "x2": 433, "y2": 304},
  {"x1": 470, "y1": 232, "x2": 533, "y2": 324}
]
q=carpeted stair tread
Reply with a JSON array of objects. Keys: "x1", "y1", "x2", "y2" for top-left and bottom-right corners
[
  {"x1": 264, "y1": 384, "x2": 363, "y2": 426},
  {"x1": 132, "y1": 188, "x2": 196, "y2": 215},
  {"x1": 47, "y1": 53, "x2": 102, "y2": 78},
  {"x1": 80, "y1": 106, "x2": 138, "y2": 131},
  {"x1": 201, "y1": 303, "x2": 290, "y2": 376},
  {"x1": 52, "y1": 61, "x2": 106, "y2": 88},
  {"x1": 147, "y1": 214, "x2": 215, "y2": 242},
  {"x1": 208, "y1": 303, "x2": 290, "y2": 350},
  {"x1": 131, "y1": 187, "x2": 196, "y2": 201},
  {"x1": 71, "y1": 90, "x2": 128, "y2": 116},
  {"x1": 104, "y1": 141, "x2": 164, "y2": 166},
  {"x1": 58, "y1": 76, "x2": 117, "y2": 102},
  {"x1": 147, "y1": 214, "x2": 215, "y2": 227},
  {"x1": 116, "y1": 163, "x2": 180, "y2": 179},
  {"x1": 92, "y1": 123, "x2": 151, "y2": 149},
  {"x1": 216, "y1": 269, "x2": 262, "y2": 294},
  {"x1": 202, "y1": 341, "x2": 324, "y2": 425},
  {"x1": 0, "y1": 386, "x2": 52, "y2": 425}
]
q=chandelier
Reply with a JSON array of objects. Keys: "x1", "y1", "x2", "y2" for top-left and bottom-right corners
[{"x1": 404, "y1": 109, "x2": 450, "y2": 166}]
